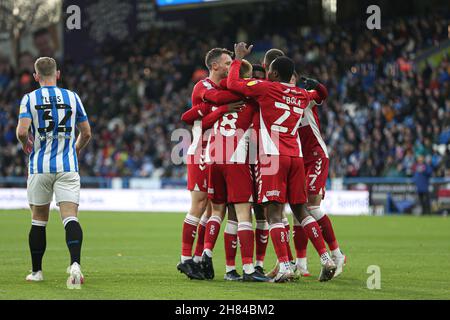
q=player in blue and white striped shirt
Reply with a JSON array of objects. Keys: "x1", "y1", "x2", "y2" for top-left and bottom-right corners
[{"x1": 16, "y1": 57, "x2": 91, "y2": 289}]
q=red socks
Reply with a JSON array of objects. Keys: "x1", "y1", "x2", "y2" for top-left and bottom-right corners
[
  {"x1": 237, "y1": 222, "x2": 254, "y2": 265},
  {"x1": 300, "y1": 216, "x2": 327, "y2": 256},
  {"x1": 224, "y1": 221, "x2": 238, "y2": 267},
  {"x1": 181, "y1": 214, "x2": 200, "y2": 258},
  {"x1": 308, "y1": 206, "x2": 339, "y2": 251},
  {"x1": 193, "y1": 215, "x2": 208, "y2": 259},
  {"x1": 203, "y1": 215, "x2": 222, "y2": 253},
  {"x1": 255, "y1": 220, "x2": 269, "y2": 265},
  {"x1": 269, "y1": 223, "x2": 290, "y2": 263},
  {"x1": 282, "y1": 218, "x2": 294, "y2": 262},
  {"x1": 293, "y1": 225, "x2": 308, "y2": 258}
]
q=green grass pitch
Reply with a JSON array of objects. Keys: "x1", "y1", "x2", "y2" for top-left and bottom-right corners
[{"x1": 0, "y1": 210, "x2": 449, "y2": 300}]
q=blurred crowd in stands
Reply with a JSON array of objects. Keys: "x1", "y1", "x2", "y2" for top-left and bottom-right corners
[{"x1": 0, "y1": 12, "x2": 449, "y2": 180}]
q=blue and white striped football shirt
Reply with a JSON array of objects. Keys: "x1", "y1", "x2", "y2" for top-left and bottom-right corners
[{"x1": 18, "y1": 86, "x2": 88, "y2": 174}]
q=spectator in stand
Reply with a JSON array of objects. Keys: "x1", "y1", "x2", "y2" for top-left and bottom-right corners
[{"x1": 412, "y1": 155, "x2": 433, "y2": 214}]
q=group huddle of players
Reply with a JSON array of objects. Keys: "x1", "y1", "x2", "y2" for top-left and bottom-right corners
[{"x1": 177, "y1": 42, "x2": 346, "y2": 283}]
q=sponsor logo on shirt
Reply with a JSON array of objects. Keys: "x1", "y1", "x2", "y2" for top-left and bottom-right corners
[{"x1": 266, "y1": 190, "x2": 280, "y2": 197}]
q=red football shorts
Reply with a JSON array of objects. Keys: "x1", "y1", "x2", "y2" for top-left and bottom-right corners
[
  {"x1": 256, "y1": 155, "x2": 307, "y2": 204},
  {"x1": 304, "y1": 156, "x2": 329, "y2": 199},
  {"x1": 187, "y1": 161, "x2": 208, "y2": 192},
  {"x1": 208, "y1": 163, "x2": 254, "y2": 204}
]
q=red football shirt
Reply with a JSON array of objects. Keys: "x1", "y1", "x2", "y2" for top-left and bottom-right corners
[
  {"x1": 227, "y1": 60, "x2": 313, "y2": 158},
  {"x1": 298, "y1": 95, "x2": 329, "y2": 160},
  {"x1": 186, "y1": 78, "x2": 241, "y2": 161},
  {"x1": 205, "y1": 99, "x2": 257, "y2": 164}
]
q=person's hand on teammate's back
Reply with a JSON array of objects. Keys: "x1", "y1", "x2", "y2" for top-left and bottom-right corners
[
  {"x1": 234, "y1": 42, "x2": 253, "y2": 60},
  {"x1": 226, "y1": 101, "x2": 245, "y2": 113}
]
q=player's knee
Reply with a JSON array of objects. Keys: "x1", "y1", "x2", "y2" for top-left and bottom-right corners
[
  {"x1": 191, "y1": 197, "x2": 208, "y2": 216},
  {"x1": 307, "y1": 205, "x2": 324, "y2": 220},
  {"x1": 307, "y1": 194, "x2": 322, "y2": 206},
  {"x1": 31, "y1": 204, "x2": 50, "y2": 221}
]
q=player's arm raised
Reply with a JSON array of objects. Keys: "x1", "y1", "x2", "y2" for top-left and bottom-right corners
[{"x1": 227, "y1": 42, "x2": 267, "y2": 98}]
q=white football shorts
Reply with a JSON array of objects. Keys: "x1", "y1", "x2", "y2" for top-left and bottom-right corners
[{"x1": 27, "y1": 172, "x2": 80, "y2": 206}]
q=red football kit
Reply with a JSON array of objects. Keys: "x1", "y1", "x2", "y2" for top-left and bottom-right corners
[
  {"x1": 204, "y1": 98, "x2": 258, "y2": 204},
  {"x1": 184, "y1": 78, "x2": 241, "y2": 192},
  {"x1": 227, "y1": 59, "x2": 314, "y2": 205},
  {"x1": 298, "y1": 90, "x2": 329, "y2": 198}
]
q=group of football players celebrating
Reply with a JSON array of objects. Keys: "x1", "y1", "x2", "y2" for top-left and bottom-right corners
[{"x1": 177, "y1": 42, "x2": 346, "y2": 283}]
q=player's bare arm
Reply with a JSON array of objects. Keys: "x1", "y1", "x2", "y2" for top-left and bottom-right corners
[
  {"x1": 16, "y1": 118, "x2": 33, "y2": 155},
  {"x1": 75, "y1": 120, "x2": 92, "y2": 158},
  {"x1": 181, "y1": 101, "x2": 244, "y2": 126}
]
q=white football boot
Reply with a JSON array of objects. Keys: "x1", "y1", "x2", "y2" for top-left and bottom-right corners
[
  {"x1": 66, "y1": 262, "x2": 84, "y2": 289},
  {"x1": 26, "y1": 271, "x2": 43, "y2": 282},
  {"x1": 272, "y1": 261, "x2": 295, "y2": 283},
  {"x1": 318, "y1": 254, "x2": 337, "y2": 282},
  {"x1": 332, "y1": 252, "x2": 346, "y2": 278},
  {"x1": 295, "y1": 264, "x2": 312, "y2": 277}
]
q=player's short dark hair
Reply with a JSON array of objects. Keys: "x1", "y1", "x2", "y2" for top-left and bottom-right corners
[
  {"x1": 264, "y1": 49, "x2": 285, "y2": 68},
  {"x1": 270, "y1": 56, "x2": 294, "y2": 83},
  {"x1": 252, "y1": 64, "x2": 266, "y2": 79},
  {"x1": 205, "y1": 48, "x2": 233, "y2": 70}
]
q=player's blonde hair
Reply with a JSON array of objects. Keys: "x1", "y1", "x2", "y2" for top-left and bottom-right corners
[
  {"x1": 239, "y1": 59, "x2": 253, "y2": 78},
  {"x1": 34, "y1": 57, "x2": 57, "y2": 77}
]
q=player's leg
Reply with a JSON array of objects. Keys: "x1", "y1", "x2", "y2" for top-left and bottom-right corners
[
  {"x1": 234, "y1": 201, "x2": 271, "y2": 282},
  {"x1": 27, "y1": 204, "x2": 50, "y2": 281},
  {"x1": 252, "y1": 162, "x2": 269, "y2": 273},
  {"x1": 266, "y1": 202, "x2": 293, "y2": 282},
  {"x1": 266, "y1": 205, "x2": 296, "y2": 279},
  {"x1": 307, "y1": 194, "x2": 346, "y2": 277},
  {"x1": 200, "y1": 163, "x2": 227, "y2": 279},
  {"x1": 253, "y1": 204, "x2": 269, "y2": 273},
  {"x1": 181, "y1": 190, "x2": 208, "y2": 261},
  {"x1": 178, "y1": 161, "x2": 209, "y2": 279},
  {"x1": 223, "y1": 204, "x2": 240, "y2": 281},
  {"x1": 305, "y1": 156, "x2": 346, "y2": 277},
  {"x1": 193, "y1": 201, "x2": 211, "y2": 264},
  {"x1": 281, "y1": 210, "x2": 294, "y2": 263},
  {"x1": 201, "y1": 201, "x2": 226, "y2": 280},
  {"x1": 228, "y1": 163, "x2": 270, "y2": 282},
  {"x1": 54, "y1": 172, "x2": 84, "y2": 289},
  {"x1": 292, "y1": 214, "x2": 311, "y2": 277},
  {"x1": 259, "y1": 155, "x2": 293, "y2": 282},
  {"x1": 288, "y1": 157, "x2": 335, "y2": 282},
  {"x1": 25, "y1": 173, "x2": 53, "y2": 282},
  {"x1": 178, "y1": 190, "x2": 208, "y2": 279}
]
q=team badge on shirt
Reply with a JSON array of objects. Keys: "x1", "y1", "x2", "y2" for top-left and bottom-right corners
[{"x1": 247, "y1": 80, "x2": 262, "y2": 86}]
